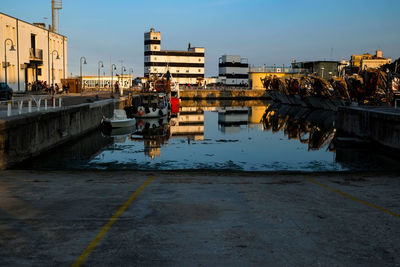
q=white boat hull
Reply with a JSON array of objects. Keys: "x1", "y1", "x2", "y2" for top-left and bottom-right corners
[
  {"x1": 103, "y1": 118, "x2": 136, "y2": 128},
  {"x1": 102, "y1": 109, "x2": 136, "y2": 129}
]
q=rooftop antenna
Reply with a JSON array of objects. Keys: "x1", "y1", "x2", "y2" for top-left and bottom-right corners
[{"x1": 51, "y1": 0, "x2": 62, "y2": 32}]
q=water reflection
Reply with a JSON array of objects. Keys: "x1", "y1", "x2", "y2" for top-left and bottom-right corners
[
  {"x1": 125, "y1": 107, "x2": 205, "y2": 159},
  {"x1": 17, "y1": 102, "x2": 400, "y2": 171},
  {"x1": 262, "y1": 105, "x2": 336, "y2": 151}
]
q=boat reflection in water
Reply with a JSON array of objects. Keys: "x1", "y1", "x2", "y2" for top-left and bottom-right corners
[
  {"x1": 262, "y1": 104, "x2": 337, "y2": 151},
  {"x1": 128, "y1": 107, "x2": 205, "y2": 159}
]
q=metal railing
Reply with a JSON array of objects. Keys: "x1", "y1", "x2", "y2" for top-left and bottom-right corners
[
  {"x1": 249, "y1": 67, "x2": 307, "y2": 74},
  {"x1": 180, "y1": 86, "x2": 250, "y2": 91},
  {"x1": 29, "y1": 48, "x2": 43, "y2": 61},
  {"x1": 0, "y1": 95, "x2": 63, "y2": 117}
]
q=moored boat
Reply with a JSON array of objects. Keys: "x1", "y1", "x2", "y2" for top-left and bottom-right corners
[
  {"x1": 102, "y1": 109, "x2": 136, "y2": 129},
  {"x1": 125, "y1": 92, "x2": 169, "y2": 118}
]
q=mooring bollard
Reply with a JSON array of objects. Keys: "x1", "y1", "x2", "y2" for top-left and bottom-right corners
[
  {"x1": 18, "y1": 101, "x2": 23, "y2": 114},
  {"x1": 28, "y1": 99, "x2": 32, "y2": 113},
  {"x1": 45, "y1": 99, "x2": 48, "y2": 110},
  {"x1": 52, "y1": 97, "x2": 56, "y2": 109},
  {"x1": 37, "y1": 99, "x2": 41, "y2": 111},
  {"x1": 7, "y1": 101, "x2": 11, "y2": 116},
  {"x1": 58, "y1": 97, "x2": 62, "y2": 107}
]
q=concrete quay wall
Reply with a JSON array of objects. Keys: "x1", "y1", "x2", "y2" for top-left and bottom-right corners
[
  {"x1": 337, "y1": 106, "x2": 400, "y2": 150},
  {"x1": 0, "y1": 100, "x2": 114, "y2": 169},
  {"x1": 180, "y1": 89, "x2": 269, "y2": 99}
]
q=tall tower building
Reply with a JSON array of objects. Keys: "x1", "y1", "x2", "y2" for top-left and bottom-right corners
[{"x1": 144, "y1": 28, "x2": 205, "y2": 85}]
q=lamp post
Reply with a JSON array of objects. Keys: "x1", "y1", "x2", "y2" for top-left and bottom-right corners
[
  {"x1": 121, "y1": 65, "x2": 126, "y2": 88},
  {"x1": 129, "y1": 68, "x2": 134, "y2": 88},
  {"x1": 4, "y1": 38, "x2": 16, "y2": 85},
  {"x1": 111, "y1": 63, "x2": 117, "y2": 96},
  {"x1": 97, "y1": 60, "x2": 104, "y2": 89},
  {"x1": 51, "y1": 50, "x2": 60, "y2": 91},
  {"x1": 79, "y1": 56, "x2": 87, "y2": 92}
]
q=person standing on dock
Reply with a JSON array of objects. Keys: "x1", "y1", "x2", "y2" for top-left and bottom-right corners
[{"x1": 115, "y1": 81, "x2": 120, "y2": 95}]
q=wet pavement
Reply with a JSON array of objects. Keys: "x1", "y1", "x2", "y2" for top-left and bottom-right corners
[{"x1": 0, "y1": 170, "x2": 399, "y2": 266}]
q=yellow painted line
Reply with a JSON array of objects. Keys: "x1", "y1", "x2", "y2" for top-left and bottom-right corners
[
  {"x1": 71, "y1": 176, "x2": 155, "y2": 267},
  {"x1": 307, "y1": 178, "x2": 400, "y2": 220}
]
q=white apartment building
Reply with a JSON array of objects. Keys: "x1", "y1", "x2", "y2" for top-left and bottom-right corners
[
  {"x1": 0, "y1": 12, "x2": 67, "y2": 92},
  {"x1": 218, "y1": 55, "x2": 248, "y2": 86},
  {"x1": 144, "y1": 28, "x2": 204, "y2": 85}
]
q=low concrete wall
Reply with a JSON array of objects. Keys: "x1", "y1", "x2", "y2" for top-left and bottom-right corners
[
  {"x1": 180, "y1": 89, "x2": 269, "y2": 99},
  {"x1": 337, "y1": 106, "x2": 400, "y2": 150},
  {"x1": 180, "y1": 99, "x2": 270, "y2": 108},
  {"x1": 0, "y1": 99, "x2": 114, "y2": 169}
]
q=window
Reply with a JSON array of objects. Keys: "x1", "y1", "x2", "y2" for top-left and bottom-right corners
[
  {"x1": 153, "y1": 37, "x2": 157, "y2": 40},
  {"x1": 198, "y1": 59, "x2": 201, "y2": 62},
  {"x1": 176, "y1": 70, "x2": 180, "y2": 73},
  {"x1": 198, "y1": 69, "x2": 201, "y2": 72},
  {"x1": 155, "y1": 57, "x2": 157, "y2": 60},
  {"x1": 154, "y1": 46, "x2": 157, "y2": 49},
  {"x1": 186, "y1": 70, "x2": 189, "y2": 73}
]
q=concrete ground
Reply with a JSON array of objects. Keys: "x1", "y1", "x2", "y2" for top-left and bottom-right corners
[
  {"x1": 0, "y1": 171, "x2": 399, "y2": 266},
  {"x1": 0, "y1": 92, "x2": 117, "y2": 118}
]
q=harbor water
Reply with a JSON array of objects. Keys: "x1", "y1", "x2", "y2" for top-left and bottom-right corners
[{"x1": 20, "y1": 101, "x2": 400, "y2": 172}]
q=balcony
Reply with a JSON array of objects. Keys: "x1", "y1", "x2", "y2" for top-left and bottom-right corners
[{"x1": 29, "y1": 48, "x2": 43, "y2": 61}]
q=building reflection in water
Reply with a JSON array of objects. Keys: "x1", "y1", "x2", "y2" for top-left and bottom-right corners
[
  {"x1": 170, "y1": 107, "x2": 204, "y2": 141},
  {"x1": 262, "y1": 104, "x2": 336, "y2": 151},
  {"x1": 129, "y1": 107, "x2": 205, "y2": 159},
  {"x1": 218, "y1": 107, "x2": 249, "y2": 133},
  {"x1": 217, "y1": 106, "x2": 268, "y2": 133}
]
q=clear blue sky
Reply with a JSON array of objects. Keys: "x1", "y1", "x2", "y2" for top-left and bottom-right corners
[{"x1": 2, "y1": 0, "x2": 399, "y2": 77}]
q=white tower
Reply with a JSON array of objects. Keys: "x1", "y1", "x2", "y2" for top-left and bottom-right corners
[
  {"x1": 144, "y1": 28, "x2": 161, "y2": 52},
  {"x1": 144, "y1": 28, "x2": 161, "y2": 77}
]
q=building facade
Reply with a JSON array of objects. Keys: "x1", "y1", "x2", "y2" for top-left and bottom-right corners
[
  {"x1": 218, "y1": 55, "x2": 248, "y2": 86},
  {"x1": 81, "y1": 74, "x2": 132, "y2": 89},
  {"x1": 144, "y1": 28, "x2": 204, "y2": 85},
  {"x1": 291, "y1": 61, "x2": 340, "y2": 79},
  {"x1": 0, "y1": 12, "x2": 67, "y2": 92},
  {"x1": 248, "y1": 66, "x2": 302, "y2": 90},
  {"x1": 350, "y1": 50, "x2": 391, "y2": 70}
]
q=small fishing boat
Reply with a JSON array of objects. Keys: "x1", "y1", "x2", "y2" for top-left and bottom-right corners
[
  {"x1": 102, "y1": 109, "x2": 136, "y2": 128},
  {"x1": 125, "y1": 92, "x2": 169, "y2": 118}
]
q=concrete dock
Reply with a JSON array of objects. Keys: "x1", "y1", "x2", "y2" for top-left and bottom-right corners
[
  {"x1": 337, "y1": 106, "x2": 400, "y2": 150},
  {"x1": 0, "y1": 170, "x2": 399, "y2": 266},
  {"x1": 0, "y1": 94, "x2": 115, "y2": 169}
]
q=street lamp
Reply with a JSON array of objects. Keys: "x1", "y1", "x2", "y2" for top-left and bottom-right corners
[
  {"x1": 129, "y1": 68, "x2": 134, "y2": 88},
  {"x1": 121, "y1": 66, "x2": 126, "y2": 90},
  {"x1": 111, "y1": 63, "x2": 117, "y2": 96},
  {"x1": 98, "y1": 60, "x2": 104, "y2": 89},
  {"x1": 4, "y1": 38, "x2": 16, "y2": 85},
  {"x1": 51, "y1": 50, "x2": 60, "y2": 92},
  {"x1": 80, "y1": 56, "x2": 87, "y2": 92}
]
